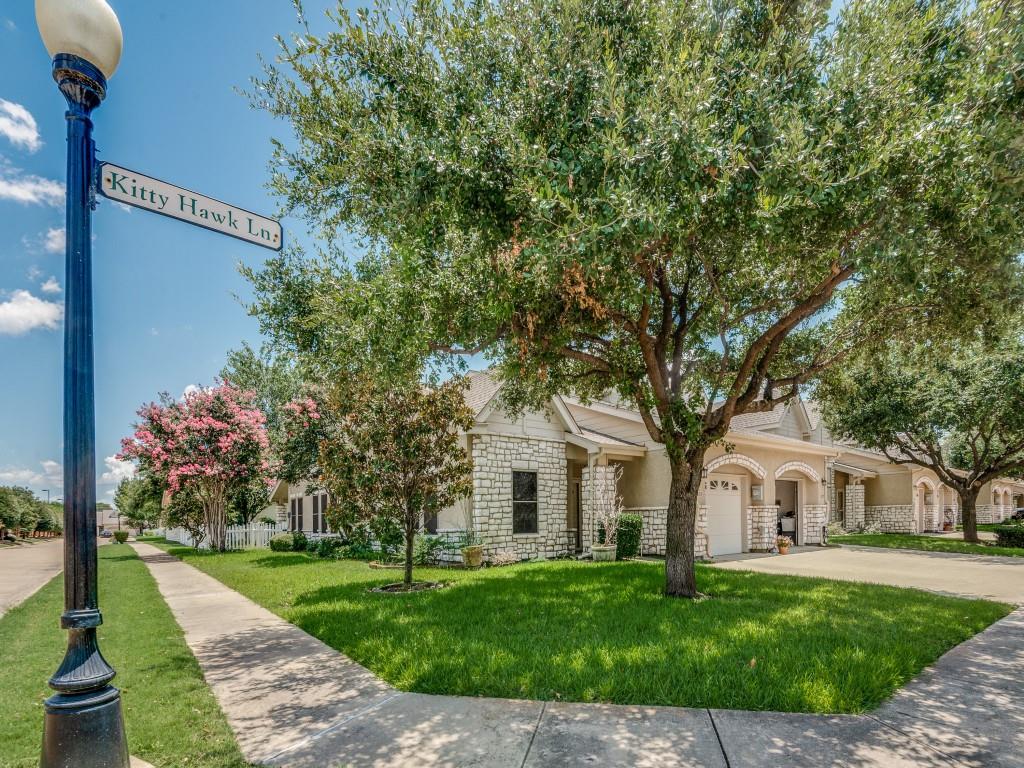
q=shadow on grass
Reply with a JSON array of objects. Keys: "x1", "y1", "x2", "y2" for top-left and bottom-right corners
[{"x1": 251, "y1": 554, "x2": 320, "y2": 568}]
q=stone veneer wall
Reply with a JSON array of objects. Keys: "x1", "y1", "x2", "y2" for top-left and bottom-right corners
[
  {"x1": 471, "y1": 433, "x2": 573, "y2": 560},
  {"x1": 844, "y1": 485, "x2": 865, "y2": 530},
  {"x1": 802, "y1": 504, "x2": 828, "y2": 544},
  {"x1": 624, "y1": 506, "x2": 709, "y2": 559},
  {"x1": 921, "y1": 504, "x2": 940, "y2": 532},
  {"x1": 864, "y1": 505, "x2": 915, "y2": 533},
  {"x1": 942, "y1": 505, "x2": 960, "y2": 527},
  {"x1": 748, "y1": 505, "x2": 778, "y2": 551},
  {"x1": 975, "y1": 504, "x2": 1006, "y2": 524}
]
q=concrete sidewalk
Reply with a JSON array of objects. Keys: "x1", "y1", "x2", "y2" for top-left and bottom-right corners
[
  {"x1": 130, "y1": 541, "x2": 1024, "y2": 767},
  {"x1": 0, "y1": 538, "x2": 63, "y2": 616},
  {"x1": 712, "y1": 544, "x2": 1024, "y2": 604}
]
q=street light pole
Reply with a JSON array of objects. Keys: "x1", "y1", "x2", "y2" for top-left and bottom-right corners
[{"x1": 35, "y1": 2, "x2": 128, "y2": 766}]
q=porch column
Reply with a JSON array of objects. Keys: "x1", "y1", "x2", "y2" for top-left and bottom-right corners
[{"x1": 845, "y1": 483, "x2": 865, "y2": 530}]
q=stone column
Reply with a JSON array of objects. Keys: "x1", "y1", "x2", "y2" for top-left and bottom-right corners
[
  {"x1": 844, "y1": 484, "x2": 865, "y2": 531},
  {"x1": 803, "y1": 504, "x2": 828, "y2": 544},
  {"x1": 747, "y1": 505, "x2": 778, "y2": 551}
]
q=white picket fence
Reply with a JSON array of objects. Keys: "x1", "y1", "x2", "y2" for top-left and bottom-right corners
[{"x1": 160, "y1": 521, "x2": 285, "y2": 550}]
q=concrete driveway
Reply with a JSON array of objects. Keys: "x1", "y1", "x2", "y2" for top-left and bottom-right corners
[
  {"x1": 710, "y1": 545, "x2": 1024, "y2": 604},
  {"x1": 0, "y1": 538, "x2": 63, "y2": 616}
]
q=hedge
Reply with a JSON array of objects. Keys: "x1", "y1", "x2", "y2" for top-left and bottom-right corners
[
  {"x1": 994, "y1": 524, "x2": 1024, "y2": 549},
  {"x1": 269, "y1": 533, "x2": 294, "y2": 552},
  {"x1": 616, "y1": 513, "x2": 643, "y2": 559}
]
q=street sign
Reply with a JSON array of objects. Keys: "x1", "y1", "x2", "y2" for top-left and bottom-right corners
[{"x1": 96, "y1": 162, "x2": 283, "y2": 251}]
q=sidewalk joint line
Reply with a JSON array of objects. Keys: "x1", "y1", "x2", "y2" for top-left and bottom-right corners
[
  {"x1": 264, "y1": 691, "x2": 406, "y2": 763},
  {"x1": 519, "y1": 700, "x2": 547, "y2": 768},
  {"x1": 866, "y1": 714, "x2": 967, "y2": 766},
  {"x1": 707, "y1": 709, "x2": 731, "y2": 768}
]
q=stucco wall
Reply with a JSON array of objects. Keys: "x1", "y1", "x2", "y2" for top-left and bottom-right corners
[{"x1": 864, "y1": 471, "x2": 913, "y2": 506}]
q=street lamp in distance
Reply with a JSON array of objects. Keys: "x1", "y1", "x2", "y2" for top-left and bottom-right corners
[{"x1": 35, "y1": 1, "x2": 129, "y2": 767}]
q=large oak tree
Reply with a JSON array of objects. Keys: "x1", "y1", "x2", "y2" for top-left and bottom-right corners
[{"x1": 250, "y1": 0, "x2": 1024, "y2": 596}]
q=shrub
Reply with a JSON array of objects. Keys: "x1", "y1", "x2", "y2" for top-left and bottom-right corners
[
  {"x1": 825, "y1": 521, "x2": 846, "y2": 537},
  {"x1": 269, "y1": 533, "x2": 294, "y2": 552},
  {"x1": 112, "y1": 530, "x2": 129, "y2": 544},
  {"x1": 316, "y1": 537, "x2": 343, "y2": 558},
  {"x1": 616, "y1": 513, "x2": 642, "y2": 559},
  {"x1": 994, "y1": 524, "x2": 1024, "y2": 548},
  {"x1": 338, "y1": 542, "x2": 376, "y2": 560},
  {"x1": 291, "y1": 530, "x2": 309, "y2": 552},
  {"x1": 413, "y1": 534, "x2": 445, "y2": 565}
]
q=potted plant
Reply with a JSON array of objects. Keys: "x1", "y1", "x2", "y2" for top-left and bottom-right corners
[
  {"x1": 591, "y1": 466, "x2": 624, "y2": 563},
  {"x1": 777, "y1": 534, "x2": 793, "y2": 555},
  {"x1": 460, "y1": 531, "x2": 484, "y2": 568}
]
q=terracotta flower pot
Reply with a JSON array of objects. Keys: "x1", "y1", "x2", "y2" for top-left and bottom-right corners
[
  {"x1": 592, "y1": 544, "x2": 617, "y2": 562},
  {"x1": 461, "y1": 545, "x2": 484, "y2": 568},
  {"x1": 779, "y1": 546, "x2": 790, "y2": 555}
]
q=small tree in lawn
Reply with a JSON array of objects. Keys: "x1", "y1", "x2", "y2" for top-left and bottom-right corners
[
  {"x1": 119, "y1": 384, "x2": 271, "y2": 551},
  {"x1": 818, "y1": 337, "x2": 1024, "y2": 543},
  {"x1": 113, "y1": 476, "x2": 163, "y2": 533},
  {"x1": 249, "y1": 0, "x2": 1024, "y2": 597},
  {"x1": 285, "y1": 376, "x2": 474, "y2": 587}
]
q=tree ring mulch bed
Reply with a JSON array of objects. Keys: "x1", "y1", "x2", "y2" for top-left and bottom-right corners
[{"x1": 371, "y1": 581, "x2": 446, "y2": 594}]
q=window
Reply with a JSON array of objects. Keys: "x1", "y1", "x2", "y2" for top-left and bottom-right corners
[
  {"x1": 312, "y1": 494, "x2": 321, "y2": 533},
  {"x1": 296, "y1": 497, "x2": 304, "y2": 531},
  {"x1": 320, "y1": 494, "x2": 330, "y2": 533},
  {"x1": 512, "y1": 471, "x2": 538, "y2": 534}
]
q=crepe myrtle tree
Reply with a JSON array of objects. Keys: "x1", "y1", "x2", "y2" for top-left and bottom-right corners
[
  {"x1": 818, "y1": 338, "x2": 1024, "y2": 543},
  {"x1": 282, "y1": 376, "x2": 475, "y2": 586},
  {"x1": 249, "y1": 0, "x2": 1024, "y2": 596},
  {"x1": 119, "y1": 384, "x2": 272, "y2": 551}
]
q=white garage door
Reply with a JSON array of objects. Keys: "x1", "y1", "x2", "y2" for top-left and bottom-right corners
[{"x1": 706, "y1": 475, "x2": 743, "y2": 556}]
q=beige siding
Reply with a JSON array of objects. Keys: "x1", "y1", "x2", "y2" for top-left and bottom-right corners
[
  {"x1": 482, "y1": 403, "x2": 568, "y2": 441},
  {"x1": 565, "y1": 405, "x2": 652, "y2": 446}
]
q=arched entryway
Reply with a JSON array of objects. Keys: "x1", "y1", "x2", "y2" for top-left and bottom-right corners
[
  {"x1": 775, "y1": 461, "x2": 822, "y2": 546},
  {"x1": 915, "y1": 478, "x2": 938, "y2": 533},
  {"x1": 702, "y1": 453, "x2": 767, "y2": 556}
]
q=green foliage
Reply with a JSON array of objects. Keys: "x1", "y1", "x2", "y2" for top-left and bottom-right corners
[
  {"x1": 616, "y1": 513, "x2": 643, "y2": 559},
  {"x1": 250, "y1": 0, "x2": 1024, "y2": 595},
  {"x1": 269, "y1": 532, "x2": 294, "y2": 552},
  {"x1": 413, "y1": 535, "x2": 445, "y2": 566},
  {"x1": 818, "y1": 333, "x2": 1024, "y2": 536},
  {"x1": 113, "y1": 530, "x2": 129, "y2": 544},
  {"x1": 994, "y1": 525, "x2": 1024, "y2": 549},
  {"x1": 0, "y1": 486, "x2": 45, "y2": 535},
  {"x1": 227, "y1": 476, "x2": 272, "y2": 526},
  {"x1": 284, "y1": 375, "x2": 475, "y2": 584},
  {"x1": 114, "y1": 476, "x2": 163, "y2": 532},
  {"x1": 163, "y1": 487, "x2": 207, "y2": 549},
  {"x1": 291, "y1": 530, "x2": 309, "y2": 552},
  {"x1": 315, "y1": 536, "x2": 343, "y2": 558}
]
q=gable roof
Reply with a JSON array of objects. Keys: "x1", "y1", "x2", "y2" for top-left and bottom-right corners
[{"x1": 464, "y1": 370, "x2": 503, "y2": 417}]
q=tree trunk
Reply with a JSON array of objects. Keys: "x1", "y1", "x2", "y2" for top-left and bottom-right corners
[
  {"x1": 204, "y1": 496, "x2": 227, "y2": 551},
  {"x1": 404, "y1": 518, "x2": 415, "y2": 587},
  {"x1": 664, "y1": 448, "x2": 707, "y2": 599},
  {"x1": 960, "y1": 488, "x2": 980, "y2": 544}
]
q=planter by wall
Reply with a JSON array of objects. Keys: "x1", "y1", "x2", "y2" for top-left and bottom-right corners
[
  {"x1": 461, "y1": 545, "x2": 484, "y2": 568},
  {"x1": 592, "y1": 545, "x2": 617, "y2": 562}
]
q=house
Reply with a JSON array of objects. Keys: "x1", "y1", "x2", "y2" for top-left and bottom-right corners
[
  {"x1": 282, "y1": 372, "x2": 846, "y2": 560},
  {"x1": 279, "y1": 372, "x2": 1024, "y2": 560},
  {"x1": 802, "y1": 403, "x2": 1024, "y2": 532}
]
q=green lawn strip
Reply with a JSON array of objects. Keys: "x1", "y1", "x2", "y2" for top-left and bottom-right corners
[
  {"x1": 833, "y1": 533, "x2": 1024, "y2": 558},
  {"x1": 147, "y1": 539, "x2": 1009, "y2": 714},
  {"x1": 0, "y1": 543, "x2": 251, "y2": 768}
]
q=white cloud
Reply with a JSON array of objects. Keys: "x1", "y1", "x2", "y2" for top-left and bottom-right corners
[
  {"x1": 40, "y1": 277, "x2": 61, "y2": 294},
  {"x1": 3, "y1": 19, "x2": 15, "y2": 32},
  {"x1": 0, "y1": 100, "x2": 41, "y2": 152},
  {"x1": 43, "y1": 227, "x2": 65, "y2": 254},
  {"x1": 0, "y1": 158, "x2": 63, "y2": 206},
  {"x1": 27, "y1": 265, "x2": 42, "y2": 281},
  {"x1": 100, "y1": 456, "x2": 135, "y2": 485},
  {"x1": 0, "y1": 459, "x2": 62, "y2": 490},
  {"x1": 111, "y1": 201, "x2": 131, "y2": 213},
  {"x1": 0, "y1": 289, "x2": 63, "y2": 335},
  {"x1": 182, "y1": 384, "x2": 203, "y2": 398}
]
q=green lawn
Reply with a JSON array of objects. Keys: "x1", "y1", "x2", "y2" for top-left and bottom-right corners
[
  {"x1": 148, "y1": 540, "x2": 1008, "y2": 714},
  {"x1": 0, "y1": 543, "x2": 251, "y2": 768},
  {"x1": 832, "y1": 533, "x2": 1024, "y2": 557}
]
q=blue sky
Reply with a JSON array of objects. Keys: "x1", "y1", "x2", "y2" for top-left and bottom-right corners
[{"x1": 0, "y1": 1, "x2": 335, "y2": 504}]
